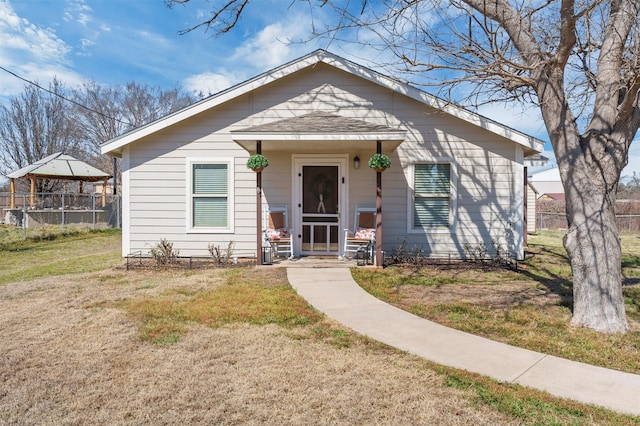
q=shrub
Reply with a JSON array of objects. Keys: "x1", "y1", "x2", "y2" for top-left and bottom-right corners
[
  {"x1": 389, "y1": 239, "x2": 425, "y2": 267},
  {"x1": 149, "y1": 238, "x2": 179, "y2": 266},
  {"x1": 208, "y1": 241, "x2": 236, "y2": 266}
]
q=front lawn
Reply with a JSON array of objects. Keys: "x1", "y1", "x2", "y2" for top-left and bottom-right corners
[
  {"x1": 1, "y1": 228, "x2": 638, "y2": 424},
  {"x1": 353, "y1": 231, "x2": 640, "y2": 374}
]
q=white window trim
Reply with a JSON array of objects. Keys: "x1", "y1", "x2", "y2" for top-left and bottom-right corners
[
  {"x1": 407, "y1": 158, "x2": 457, "y2": 234},
  {"x1": 186, "y1": 157, "x2": 234, "y2": 234}
]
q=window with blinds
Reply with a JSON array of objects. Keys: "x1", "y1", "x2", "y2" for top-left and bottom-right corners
[
  {"x1": 192, "y1": 163, "x2": 228, "y2": 228},
  {"x1": 413, "y1": 163, "x2": 451, "y2": 228}
]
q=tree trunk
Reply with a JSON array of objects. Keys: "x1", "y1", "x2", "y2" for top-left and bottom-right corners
[
  {"x1": 535, "y1": 67, "x2": 629, "y2": 334},
  {"x1": 563, "y1": 182, "x2": 629, "y2": 334}
]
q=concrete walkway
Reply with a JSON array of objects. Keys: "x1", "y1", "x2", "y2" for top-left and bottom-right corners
[{"x1": 287, "y1": 267, "x2": 640, "y2": 417}]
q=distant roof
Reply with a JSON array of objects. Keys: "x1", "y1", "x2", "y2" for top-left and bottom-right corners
[
  {"x1": 524, "y1": 153, "x2": 549, "y2": 165},
  {"x1": 530, "y1": 167, "x2": 561, "y2": 181},
  {"x1": 6, "y1": 152, "x2": 111, "y2": 182},
  {"x1": 539, "y1": 193, "x2": 565, "y2": 201}
]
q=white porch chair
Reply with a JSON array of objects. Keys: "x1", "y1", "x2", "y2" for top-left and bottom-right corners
[
  {"x1": 264, "y1": 205, "x2": 294, "y2": 259},
  {"x1": 342, "y1": 206, "x2": 376, "y2": 261}
]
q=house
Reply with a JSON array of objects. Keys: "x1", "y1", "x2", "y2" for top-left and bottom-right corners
[{"x1": 101, "y1": 50, "x2": 544, "y2": 262}]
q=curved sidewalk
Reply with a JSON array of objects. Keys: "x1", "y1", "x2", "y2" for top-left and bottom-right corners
[{"x1": 287, "y1": 267, "x2": 640, "y2": 417}]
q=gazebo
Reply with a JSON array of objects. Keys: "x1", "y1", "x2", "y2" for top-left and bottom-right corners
[{"x1": 6, "y1": 152, "x2": 112, "y2": 209}]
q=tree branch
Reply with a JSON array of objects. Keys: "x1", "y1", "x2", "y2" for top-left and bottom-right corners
[{"x1": 167, "y1": 0, "x2": 250, "y2": 36}]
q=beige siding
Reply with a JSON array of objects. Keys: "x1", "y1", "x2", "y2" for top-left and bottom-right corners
[{"x1": 124, "y1": 63, "x2": 527, "y2": 259}]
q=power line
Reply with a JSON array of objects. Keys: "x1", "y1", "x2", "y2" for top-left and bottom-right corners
[{"x1": 0, "y1": 65, "x2": 132, "y2": 126}]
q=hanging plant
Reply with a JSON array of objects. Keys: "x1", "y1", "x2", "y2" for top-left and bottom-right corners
[
  {"x1": 246, "y1": 154, "x2": 269, "y2": 172},
  {"x1": 368, "y1": 153, "x2": 391, "y2": 172}
]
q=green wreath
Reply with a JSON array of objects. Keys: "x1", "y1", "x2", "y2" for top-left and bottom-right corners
[{"x1": 309, "y1": 173, "x2": 333, "y2": 200}]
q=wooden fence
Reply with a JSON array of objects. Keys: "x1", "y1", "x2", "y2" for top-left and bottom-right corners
[{"x1": 537, "y1": 200, "x2": 640, "y2": 232}]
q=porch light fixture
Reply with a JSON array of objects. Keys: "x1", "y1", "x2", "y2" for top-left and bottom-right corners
[{"x1": 353, "y1": 156, "x2": 360, "y2": 169}]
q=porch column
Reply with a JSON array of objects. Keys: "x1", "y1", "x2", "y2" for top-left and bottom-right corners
[
  {"x1": 113, "y1": 157, "x2": 118, "y2": 195},
  {"x1": 375, "y1": 140, "x2": 383, "y2": 268},
  {"x1": 523, "y1": 166, "x2": 528, "y2": 247},
  {"x1": 30, "y1": 177, "x2": 36, "y2": 208},
  {"x1": 256, "y1": 141, "x2": 263, "y2": 265},
  {"x1": 10, "y1": 178, "x2": 15, "y2": 209}
]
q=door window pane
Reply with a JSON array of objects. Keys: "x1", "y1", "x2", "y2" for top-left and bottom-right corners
[{"x1": 302, "y1": 166, "x2": 338, "y2": 214}]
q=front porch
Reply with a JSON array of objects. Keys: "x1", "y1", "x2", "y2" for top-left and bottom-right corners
[
  {"x1": 263, "y1": 255, "x2": 372, "y2": 268},
  {"x1": 232, "y1": 111, "x2": 406, "y2": 265}
]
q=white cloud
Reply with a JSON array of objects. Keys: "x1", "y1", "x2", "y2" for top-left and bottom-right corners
[
  {"x1": 183, "y1": 71, "x2": 240, "y2": 96},
  {"x1": 76, "y1": 38, "x2": 95, "y2": 57},
  {"x1": 230, "y1": 16, "x2": 320, "y2": 70},
  {"x1": 231, "y1": 23, "x2": 294, "y2": 69},
  {"x1": 0, "y1": 2, "x2": 70, "y2": 62},
  {"x1": 63, "y1": 0, "x2": 93, "y2": 26},
  {"x1": 0, "y1": 0, "x2": 79, "y2": 98}
]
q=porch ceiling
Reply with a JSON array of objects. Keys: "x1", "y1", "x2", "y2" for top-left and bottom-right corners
[{"x1": 231, "y1": 111, "x2": 405, "y2": 153}]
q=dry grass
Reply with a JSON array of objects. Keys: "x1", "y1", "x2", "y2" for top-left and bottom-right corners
[
  {"x1": 119, "y1": 268, "x2": 322, "y2": 344},
  {"x1": 1, "y1": 268, "x2": 517, "y2": 425},
  {"x1": 2, "y1": 230, "x2": 639, "y2": 424}
]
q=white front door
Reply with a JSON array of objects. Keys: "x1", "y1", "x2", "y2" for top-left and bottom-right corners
[{"x1": 293, "y1": 156, "x2": 347, "y2": 256}]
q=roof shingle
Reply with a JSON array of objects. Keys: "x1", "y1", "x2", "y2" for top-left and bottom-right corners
[{"x1": 235, "y1": 111, "x2": 401, "y2": 134}]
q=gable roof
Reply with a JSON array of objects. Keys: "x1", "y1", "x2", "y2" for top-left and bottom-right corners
[
  {"x1": 231, "y1": 111, "x2": 406, "y2": 152},
  {"x1": 101, "y1": 50, "x2": 545, "y2": 157},
  {"x1": 237, "y1": 111, "x2": 401, "y2": 134},
  {"x1": 6, "y1": 152, "x2": 111, "y2": 182}
]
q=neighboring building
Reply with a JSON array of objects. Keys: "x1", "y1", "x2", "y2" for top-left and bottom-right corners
[
  {"x1": 529, "y1": 167, "x2": 564, "y2": 199},
  {"x1": 524, "y1": 153, "x2": 549, "y2": 168},
  {"x1": 101, "y1": 50, "x2": 544, "y2": 261},
  {"x1": 526, "y1": 182, "x2": 539, "y2": 234},
  {"x1": 523, "y1": 153, "x2": 549, "y2": 235}
]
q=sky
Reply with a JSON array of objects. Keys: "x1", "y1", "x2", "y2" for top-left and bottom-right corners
[{"x1": 0, "y1": 0, "x2": 638, "y2": 180}]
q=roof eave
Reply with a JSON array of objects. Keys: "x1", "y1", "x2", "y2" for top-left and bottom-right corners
[
  {"x1": 233, "y1": 132, "x2": 406, "y2": 153},
  {"x1": 233, "y1": 131, "x2": 406, "y2": 141}
]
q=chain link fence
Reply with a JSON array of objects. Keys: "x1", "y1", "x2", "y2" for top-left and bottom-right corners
[{"x1": 1, "y1": 192, "x2": 120, "y2": 237}]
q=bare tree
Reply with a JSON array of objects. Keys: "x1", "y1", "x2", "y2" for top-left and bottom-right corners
[
  {"x1": 0, "y1": 78, "x2": 84, "y2": 192},
  {"x1": 169, "y1": 0, "x2": 640, "y2": 334},
  {"x1": 618, "y1": 172, "x2": 640, "y2": 199},
  {"x1": 74, "y1": 80, "x2": 194, "y2": 176}
]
